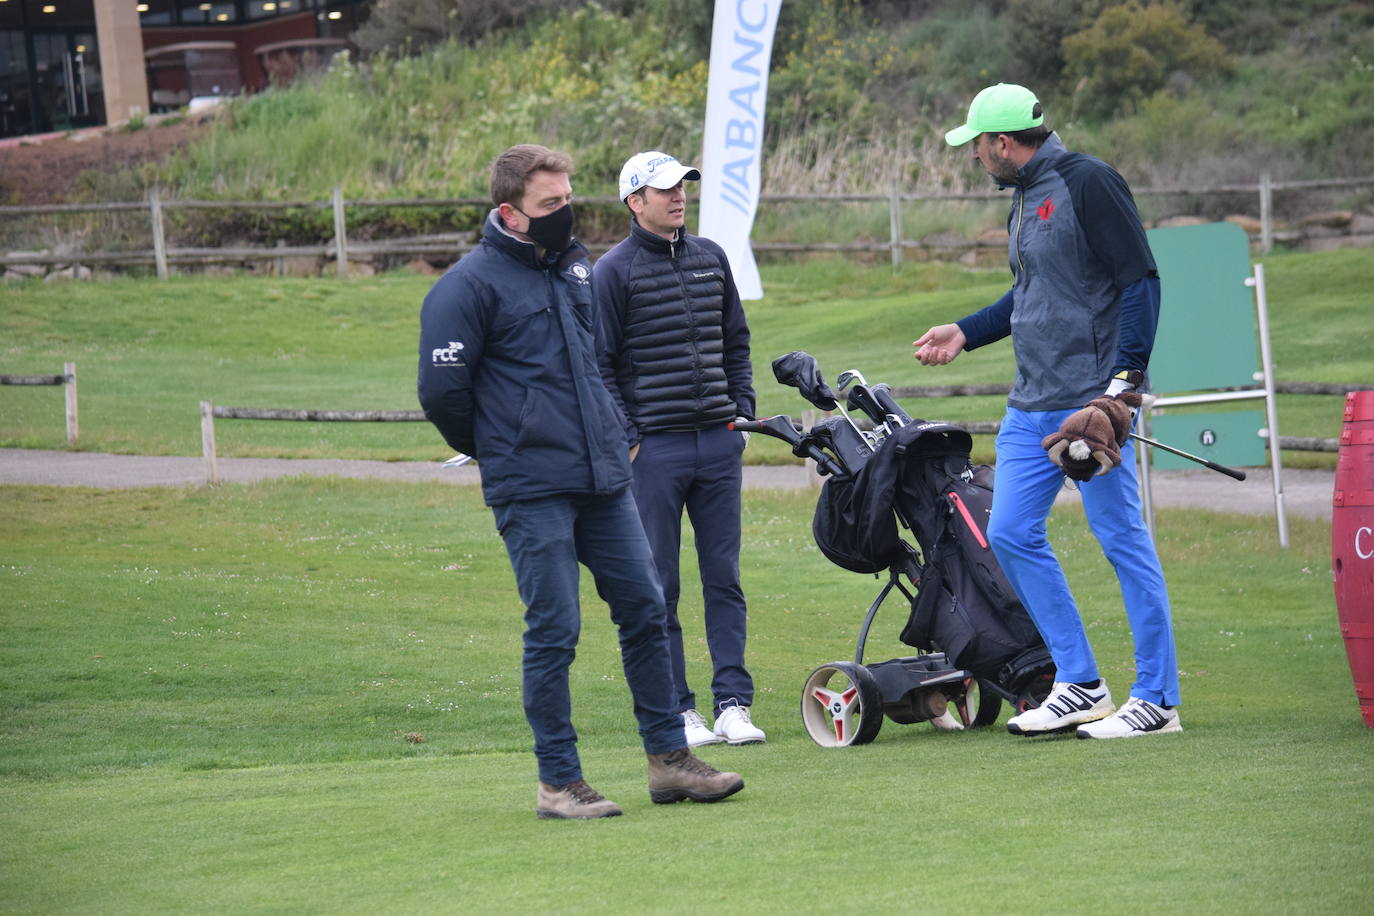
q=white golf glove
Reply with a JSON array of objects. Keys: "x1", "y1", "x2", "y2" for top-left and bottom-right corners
[
  {"x1": 1104, "y1": 370, "x2": 1151, "y2": 423},
  {"x1": 736, "y1": 417, "x2": 750, "y2": 447}
]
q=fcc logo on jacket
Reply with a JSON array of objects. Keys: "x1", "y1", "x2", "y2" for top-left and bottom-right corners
[{"x1": 432, "y1": 340, "x2": 465, "y2": 367}]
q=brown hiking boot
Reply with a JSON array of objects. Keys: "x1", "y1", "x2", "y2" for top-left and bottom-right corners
[
  {"x1": 647, "y1": 748, "x2": 744, "y2": 804},
  {"x1": 536, "y1": 779, "x2": 623, "y2": 820}
]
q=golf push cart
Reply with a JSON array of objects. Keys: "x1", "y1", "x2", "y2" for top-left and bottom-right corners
[{"x1": 733, "y1": 352, "x2": 1053, "y2": 747}]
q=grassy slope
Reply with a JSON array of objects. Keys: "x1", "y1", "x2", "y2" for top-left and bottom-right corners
[
  {"x1": 1, "y1": 480, "x2": 1369, "y2": 913},
  {"x1": 3, "y1": 246, "x2": 1368, "y2": 467},
  {"x1": 138, "y1": 2, "x2": 1373, "y2": 208}
]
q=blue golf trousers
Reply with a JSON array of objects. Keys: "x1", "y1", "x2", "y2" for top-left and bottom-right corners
[
  {"x1": 632, "y1": 424, "x2": 753, "y2": 714},
  {"x1": 988, "y1": 407, "x2": 1180, "y2": 707},
  {"x1": 492, "y1": 488, "x2": 685, "y2": 786}
]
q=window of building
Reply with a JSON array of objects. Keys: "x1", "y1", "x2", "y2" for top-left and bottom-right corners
[{"x1": 138, "y1": 0, "x2": 175, "y2": 26}]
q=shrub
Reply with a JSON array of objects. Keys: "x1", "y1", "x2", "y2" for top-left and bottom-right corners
[
  {"x1": 1221, "y1": 48, "x2": 1374, "y2": 176},
  {"x1": 351, "y1": 0, "x2": 565, "y2": 57},
  {"x1": 1080, "y1": 91, "x2": 1251, "y2": 189},
  {"x1": 1003, "y1": 0, "x2": 1104, "y2": 94},
  {"x1": 1063, "y1": 0, "x2": 1231, "y2": 119}
]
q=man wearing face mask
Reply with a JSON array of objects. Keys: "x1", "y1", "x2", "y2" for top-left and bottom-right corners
[
  {"x1": 593, "y1": 151, "x2": 763, "y2": 749},
  {"x1": 418, "y1": 144, "x2": 745, "y2": 819}
]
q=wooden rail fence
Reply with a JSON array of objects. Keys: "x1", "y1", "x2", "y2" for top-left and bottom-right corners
[
  {"x1": 198, "y1": 400, "x2": 426, "y2": 484},
  {"x1": 197, "y1": 380, "x2": 1364, "y2": 484},
  {"x1": 1, "y1": 362, "x2": 77, "y2": 446},
  {"x1": 4, "y1": 174, "x2": 1371, "y2": 278}
]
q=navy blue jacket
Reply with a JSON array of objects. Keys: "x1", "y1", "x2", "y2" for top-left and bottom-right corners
[
  {"x1": 417, "y1": 213, "x2": 631, "y2": 506},
  {"x1": 956, "y1": 133, "x2": 1161, "y2": 411},
  {"x1": 593, "y1": 220, "x2": 754, "y2": 447}
]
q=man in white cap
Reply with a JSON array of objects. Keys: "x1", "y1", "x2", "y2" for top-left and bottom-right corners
[
  {"x1": 913, "y1": 84, "x2": 1181, "y2": 740},
  {"x1": 593, "y1": 151, "x2": 765, "y2": 747}
]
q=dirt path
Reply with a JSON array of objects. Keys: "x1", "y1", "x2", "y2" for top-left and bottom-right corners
[{"x1": 0, "y1": 448, "x2": 1332, "y2": 521}]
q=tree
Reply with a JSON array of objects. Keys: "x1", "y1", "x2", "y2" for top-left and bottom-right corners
[
  {"x1": 1062, "y1": 0, "x2": 1230, "y2": 119},
  {"x1": 1005, "y1": 0, "x2": 1105, "y2": 93}
]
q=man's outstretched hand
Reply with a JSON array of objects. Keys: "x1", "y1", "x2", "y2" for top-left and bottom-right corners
[{"x1": 913, "y1": 324, "x2": 966, "y2": 366}]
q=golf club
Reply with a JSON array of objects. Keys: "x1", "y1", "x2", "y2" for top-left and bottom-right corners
[
  {"x1": 771, "y1": 351, "x2": 838, "y2": 410},
  {"x1": 1129, "y1": 432, "x2": 1247, "y2": 481},
  {"x1": 731, "y1": 416, "x2": 850, "y2": 478},
  {"x1": 870, "y1": 384, "x2": 912, "y2": 426},
  {"x1": 845, "y1": 381, "x2": 912, "y2": 432},
  {"x1": 771, "y1": 351, "x2": 877, "y2": 449},
  {"x1": 836, "y1": 369, "x2": 868, "y2": 390}
]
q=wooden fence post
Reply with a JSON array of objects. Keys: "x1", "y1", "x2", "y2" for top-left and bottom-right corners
[
  {"x1": 1259, "y1": 172, "x2": 1273, "y2": 254},
  {"x1": 332, "y1": 185, "x2": 349, "y2": 278},
  {"x1": 888, "y1": 181, "x2": 903, "y2": 270},
  {"x1": 200, "y1": 400, "x2": 220, "y2": 485},
  {"x1": 64, "y1": 361, "x2": 77, "y2": 447},
  {"x1": 149, "y1": 186, "x2": 169, "y2": 280}
]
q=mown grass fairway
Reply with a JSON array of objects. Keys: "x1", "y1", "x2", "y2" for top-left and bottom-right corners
[
  {"x1": 1, "y1": 480, "x2": 1369, "y2": 913},
  {"x1": 2, "y1": 247, "x2": 1369, "y2": 467},
  {"x1": 2, "y1": 250, "x2": 1370, "y2": 911}
]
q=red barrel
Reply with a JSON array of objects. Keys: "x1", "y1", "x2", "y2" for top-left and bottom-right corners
[{"x1": 1333, "y1": 391, "x2": 1374, "y2": 727}]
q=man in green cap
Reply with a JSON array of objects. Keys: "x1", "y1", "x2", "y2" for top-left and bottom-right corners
[{"x1": 912, "y1": 84, "x2": 1182, "y2": 740}]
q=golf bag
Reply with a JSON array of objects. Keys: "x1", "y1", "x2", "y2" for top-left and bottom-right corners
[
  {"x1": 739, "y1": 351, "x2": 1053, "y2": 745},
  {"x1": 811, "y1": 419, "x2": 1050, "y2": 694}
]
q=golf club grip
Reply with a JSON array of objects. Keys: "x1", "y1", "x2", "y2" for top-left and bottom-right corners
[
  {"x1": 872, "y1": 384, "x2": 912, "y2": 424},
  {"x1": 1129, "y1": 433, "x2": 1247, "y2": 480},
  {"x1": 797, "y1": 443, "x2": 847, "y2": 479},
  {"x1": 845, "y1": 388, "x2": 883, "y2": 424},
  {"x1": 1205, "y1": 460, "x2": 1247, "y2": 481},
  {"x1": 730, "y1": 417, "x2": 844, "y2": 476}
]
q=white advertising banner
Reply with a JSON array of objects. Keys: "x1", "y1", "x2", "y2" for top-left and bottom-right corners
[{"x1": 698, "y1": 0, "x2": 783, "y2": 301}]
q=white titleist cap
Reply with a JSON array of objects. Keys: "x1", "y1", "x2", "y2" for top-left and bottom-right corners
[{"x1": 617, "y1": 151, "x2": 701, "y2": 201}]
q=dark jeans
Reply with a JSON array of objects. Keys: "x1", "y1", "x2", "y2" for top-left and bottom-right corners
[
  {"x1": 493, "y1": 488, "x2": 685, "y2": 786},
  {"x1": 632, "y1": 424, "x2": 753, "y2": 714}
]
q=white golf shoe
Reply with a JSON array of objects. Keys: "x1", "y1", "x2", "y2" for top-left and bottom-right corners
[
  {"x1": 713, "y1": 705, "x2": 766, "y2": 745},
  {"x1": 682, "y1": 709, "x2": 725, "y2": 747},
  {"x1": 1006, "y1": 680, "x2": 1115, "y2": 736},
  {"x1": 1077, "y1": 696, "x2": 1182, "y2": 739}
]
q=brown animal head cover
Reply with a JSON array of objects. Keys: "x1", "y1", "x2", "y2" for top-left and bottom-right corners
[{"x1": 1041, "y1": 393, "x2": 1143, "y2": 481}]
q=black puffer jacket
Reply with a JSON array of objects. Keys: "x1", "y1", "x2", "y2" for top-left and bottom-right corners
[{"x1": 593, "y1": 220, "x2": 755, "y2": 445}]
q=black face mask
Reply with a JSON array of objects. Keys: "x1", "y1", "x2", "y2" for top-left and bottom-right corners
[{"x1": 516, "y1": 202, "x2": 575, "y2": 253}]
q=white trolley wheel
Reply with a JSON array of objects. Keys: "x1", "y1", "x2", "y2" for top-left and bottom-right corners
[
  {"x1": 950, "y1": 677, "x2": 1003, "y2": 728},
  {"x1": 800, "y1": 661, "x2": 884, "y2": 747}
]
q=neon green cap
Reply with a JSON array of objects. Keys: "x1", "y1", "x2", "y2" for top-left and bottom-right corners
[{"x1": 944, "y1": 83, "x2": 1044, "y2": 147}]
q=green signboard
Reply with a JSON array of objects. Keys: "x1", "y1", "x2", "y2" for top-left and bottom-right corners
[
  {"x1": 1142, "y1": 222, "x2": 1268, "y2": 470},
  {"x1": 1145, "y1": 222, "x2": 1258, "y2": 393},
  {"x1": 1146, "y1": 410, "x2": 1267, "y2": 471}
]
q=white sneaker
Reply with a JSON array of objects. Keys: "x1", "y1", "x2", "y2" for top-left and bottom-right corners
[
  {"x1": 1076, "y1": 697, "x2": 1182, "y2": 739},
  {"x1": 1006, "y1": 680, "x2": 1115, "y2": 736},
  {"x1": 713, "y1": 705, "x2": 766, "y2": 745},
  {"x1": 682, "y1": 709, "x2": 724, "y2": 747}
]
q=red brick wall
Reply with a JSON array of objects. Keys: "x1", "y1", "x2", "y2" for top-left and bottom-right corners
[{"x1": 142, "y1": 11, "x2": 320, "y2": 91}]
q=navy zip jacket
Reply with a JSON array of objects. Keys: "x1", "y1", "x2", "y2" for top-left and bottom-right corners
[
  {"x1": 956, "y1": 133, "x2": 1161, "y2": 411},
  {"x1": 417, "y1": 212, "x2": 631, "y2": 506},
  {"x1": 593, "y1": 219, "x2": 755, "y2": 447}
]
